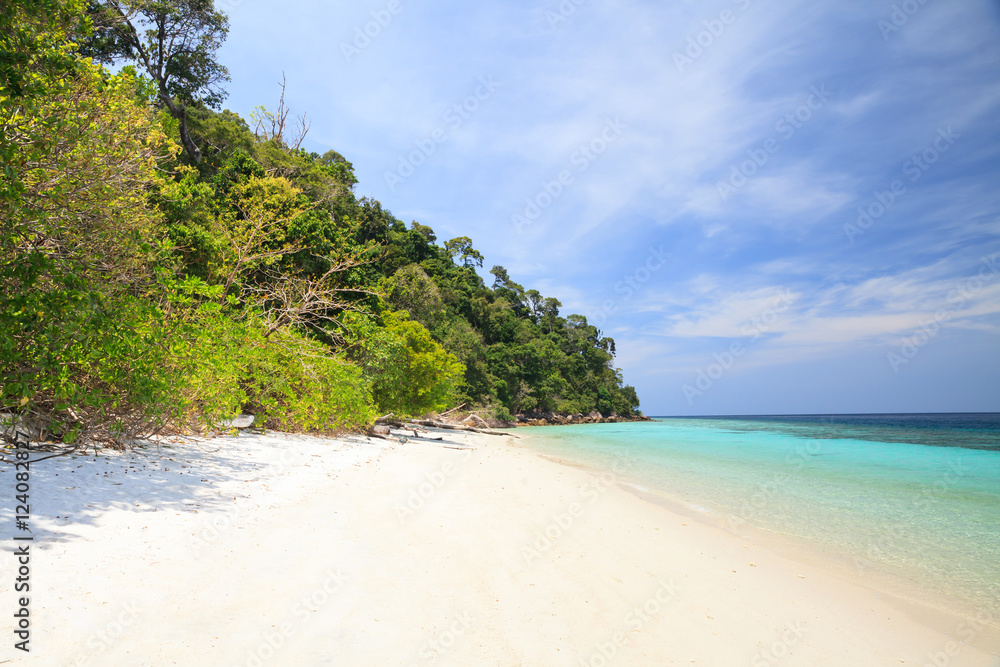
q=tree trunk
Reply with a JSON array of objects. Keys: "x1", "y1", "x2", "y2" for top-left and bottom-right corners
[
  {"x1": 175, "y1": 105, "x2": 202, "y2": 164},
  {"x1": 159, "y1": 94, "x2": 202, "y2": 163}
]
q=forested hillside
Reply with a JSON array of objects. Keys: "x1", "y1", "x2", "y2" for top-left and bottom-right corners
[{"x1": 0, "y1": 0, "x2": 641, "y2": 443}]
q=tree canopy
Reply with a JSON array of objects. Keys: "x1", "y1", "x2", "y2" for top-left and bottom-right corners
[{"x1": 79, "y1": 0, "x2": 231, "y2": 162}]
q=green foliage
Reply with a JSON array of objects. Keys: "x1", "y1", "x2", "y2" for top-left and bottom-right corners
[
  {"x1": 176, "y1": 308, "x2": 375, "y2": 433},
  {"x1": 318, "y1": 149, "x2": 357, "y2": 189},
  {"x1": 1, "y1": 35, "x2": 177, "y2": 437},
  {"x1": 437, "y1": 318, "x2": 491, "y2": 404},
  {"x1": 78, "y1": 0, "x2": 231, "y2": 162},
  {"x1": 0, "y1": 5, "x2": 373, "y2": 442},
  {"x1": 444, "y1": 236, "x2": 484, "y2": 268},
  {"x1": 343, "y1": 312, "x2": 465, "y2": 417},
  {"x1": 186, "y1": 105, "x2": 255, "y2": 176},
  {"x1": 0, "y1": 0, "x2": 85, "y2": 103},
  {"x1": 1, "y1": 0, "x2": 641, "y2": 448},
  {"x1": 1, "y1": 288, "x2": 177, "y2": 442},
  {"x1": 154, "y1": 164, "x2": 217, "y2": 276},
  {"x1": 383, "y1": 264, "x2": 447, "y2": 331},
  {"x1": 80, "y1": 0, "x2": 230, "y2": 108}
]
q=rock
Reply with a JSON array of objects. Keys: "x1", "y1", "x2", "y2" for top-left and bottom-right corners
[
  {"x1": 221, "y1": 414, "x2": 255, "y2": 429},
  {"x1": 462, "y1": 415, "x2": 490, "y2": 429},
  {"x1": 1, "y1": 414, "x2": 25, "y2": 441},
  {"x1": 0, "y1": 413, "x2": 41, "y2": 441},
  {"x1": 587, "y1": 411, "x2": 602, "y2": 421}
]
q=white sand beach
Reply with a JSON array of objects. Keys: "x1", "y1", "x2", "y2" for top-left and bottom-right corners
[{"x1": 2, "y1": 428, "x2": 998, "y2": 666}]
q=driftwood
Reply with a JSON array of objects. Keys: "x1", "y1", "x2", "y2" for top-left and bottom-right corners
[
  {"x1": 439, "y1": 403, "x2": 467, "y2": 418},
  {"x1": 367, "y1": 433, "x2": 446, "y2": 444},
  {"x1": 410, "y1": 419, "x2": 511, "y2": 437},
  {"x1": 375, "y1": 414, "x2": 427, "y2": 436}
]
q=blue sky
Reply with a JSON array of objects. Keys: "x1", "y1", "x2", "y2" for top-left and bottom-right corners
[{"x1": 216, "y1": 0, "x2": 1000, "y2": 416}]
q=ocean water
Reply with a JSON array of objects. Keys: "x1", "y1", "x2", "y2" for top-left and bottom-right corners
[{"x1": 520, "y1": 413, "x2": 1000, "y2": 616}]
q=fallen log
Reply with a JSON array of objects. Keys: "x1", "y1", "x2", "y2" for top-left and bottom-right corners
[
  {"x1": 411, "y1": 435, "x2": 445, "y2": 442},
  {"x1": 401, "y1": 423, "x2": 430, "y2": 433},
  {"x1": 410, "y1": 419, "x2": 512, "y2": 437}
]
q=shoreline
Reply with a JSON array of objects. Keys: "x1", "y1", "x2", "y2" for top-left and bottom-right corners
[
  {"x1": 526, "y1": 440, "x2": 1000, "y2": 648},
  {"x1": 2, "y1": 429, "x2": 998, "y2": 664}
]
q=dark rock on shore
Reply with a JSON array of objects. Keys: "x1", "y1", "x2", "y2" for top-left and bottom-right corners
[{"x1": 513, "y1": 411, "x2": 651, "y2": 427}]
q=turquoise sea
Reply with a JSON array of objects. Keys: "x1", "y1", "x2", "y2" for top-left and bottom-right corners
[{"x1": 520, "y1": 413, "x2": 1000, "y2": 617}]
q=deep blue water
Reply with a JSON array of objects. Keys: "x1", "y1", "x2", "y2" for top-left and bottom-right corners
[{"x1": 521, "y1": 413, "x2": 1000, "y2": 615}]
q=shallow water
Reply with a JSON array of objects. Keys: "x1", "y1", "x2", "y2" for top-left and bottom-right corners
[{"x1": 521, "y1": 414, "x2": 1000, "y2": 616}]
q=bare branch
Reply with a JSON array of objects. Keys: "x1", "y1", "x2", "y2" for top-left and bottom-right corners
[
  {"x1": 236, "y1": 251, "x2": 376, "y2": 340},
  {"x1": 250, "y1": 73, "x2": 310, "y2": 149}
]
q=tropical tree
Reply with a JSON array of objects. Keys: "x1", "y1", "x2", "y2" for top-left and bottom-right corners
[
  {"x1": 79, "y1": 0, "x2": 231, "y2": 163},
  {"x1": 444, "y1": 236, "x2": 484, "y2": 268}
]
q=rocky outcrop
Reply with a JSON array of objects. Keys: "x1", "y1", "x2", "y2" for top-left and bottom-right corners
[
  {"x1": 413, "y1": 409, "x2": 649, "y2": 431},
  {"x1": 514, "y1": 411, "x2": 650, "y2": 427}
]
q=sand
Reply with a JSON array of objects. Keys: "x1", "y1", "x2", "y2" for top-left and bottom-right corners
[{"x1": 1, "y1": 427, "x2": 998, "y2": 666}]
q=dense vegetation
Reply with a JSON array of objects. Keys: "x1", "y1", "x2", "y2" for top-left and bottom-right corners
[{"x1": 0, "y1": 0, "x2": 641, "y2": 443}]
